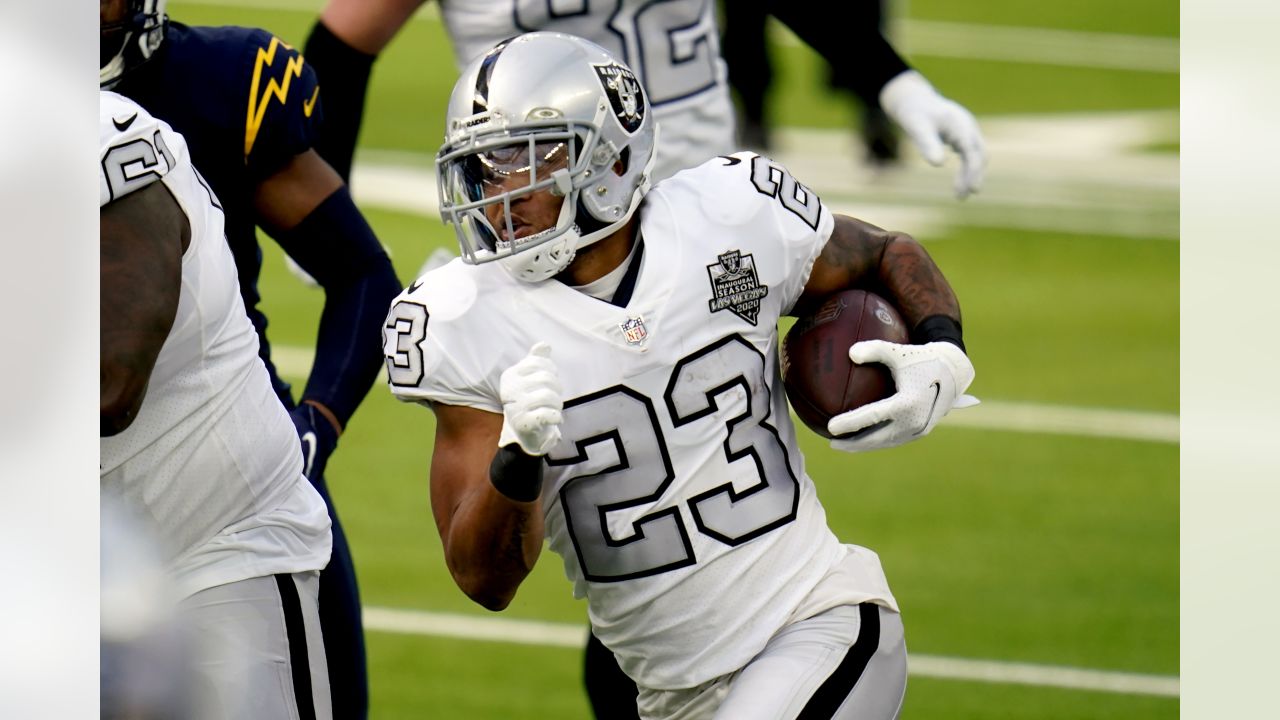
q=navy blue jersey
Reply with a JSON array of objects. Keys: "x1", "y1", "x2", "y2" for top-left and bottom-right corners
[{"x1": 115, "y1": 23, "x2": 324, "y2": 406}]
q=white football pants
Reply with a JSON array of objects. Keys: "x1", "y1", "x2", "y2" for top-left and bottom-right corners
[
  {"x1": 182, "y1": 572, "x2": 332, "y2": 720},
  {"x1": 637, "y1": 603, "x2": 906, "y2": 720}
]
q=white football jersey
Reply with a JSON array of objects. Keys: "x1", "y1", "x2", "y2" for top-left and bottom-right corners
[
  {"x1": 99, "y1": 92, "x2": 331, "y2": 599},
  {"x1": 438, "y1": 0, "x2": 735, "y2": 181},
  {"x1": 385, "y1": 153, "x2": 896, "y2": 690}
]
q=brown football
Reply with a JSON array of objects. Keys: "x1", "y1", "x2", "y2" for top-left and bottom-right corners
[{"x1": 781, "y1": 289, "x2": 909, "y2": 438}]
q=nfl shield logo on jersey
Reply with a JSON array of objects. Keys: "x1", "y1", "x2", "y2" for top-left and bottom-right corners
[
  {"x1": 619, "y1": 316, "x2": 649, "y2": 346},
  {"x1": 593, "y1": 62, "x2": 645, "y2": 134}
]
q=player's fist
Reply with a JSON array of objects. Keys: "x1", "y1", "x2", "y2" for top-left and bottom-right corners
[
  {"x1": 827, "y1": 340, "x2": 977, "y2": 453},
  {"x1": 498, "y1": 342, "x2": 564, "y2": 456},
  {"x1": 880, "y1": 70, "x2": 986, "y2": 199}
]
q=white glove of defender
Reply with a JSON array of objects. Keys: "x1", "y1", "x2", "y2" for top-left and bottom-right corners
[
  {"x1": 827, "y1": 340, "x2": 979, "y2": 453},
  {"x1": 880, "y1": 70, "x2": 986, "y2": 199},
  {"x1": 498, "y1": 342, "x2": 564, "y2": 456}
]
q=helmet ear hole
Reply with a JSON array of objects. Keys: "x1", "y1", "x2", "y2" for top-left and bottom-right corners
[
  {"x1": 615, "y1": 147, "x2": 630, "y2": 176},
  {"x1": 575, "y1": 196, "x2": 610, "y2": 236}
]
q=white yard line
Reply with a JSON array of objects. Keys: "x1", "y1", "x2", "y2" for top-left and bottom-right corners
[
  {"x1": 773, "y1": 17, "x2": 1179, "y2": 72},
  {"x1": 280, "y1": 109, "x2": 1181, "y2": 444},
  {"x1": 946, "y1": 400, "x2": 1178, "y2": 444},
  {"x1": 362, "y1": 606, "x2": 1179, "y2": 698},
  {"x1": 346, "y1": 109, "x2": 1179, "y2": 241},
  {"x1": 896, "y1": 20, "x2": 1178, "y2": 73},
  {"x1": 176, "y1": 1, "x2": 1177, "y2": 74},
  {"x1": 275, "y1": 345, "x2": 1175, "y2": 443},
  {"x1": 907, "y1": 654, "x2": 1179, "y2": 698},
  {"x1": 175, "y1": 0, "x2": 1182, "y2": 239},
  {"x1": 273, "y1": 345, "x2": 1176, "y2": 444}
]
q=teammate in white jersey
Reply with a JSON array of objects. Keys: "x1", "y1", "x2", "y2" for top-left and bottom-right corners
[
  {"x1": 100, "y1": 91, "x2": 334, "y2": 720},
  {"x1": 302, "y1": 0, "x2": 985, "y2": 193},
  {"x1": 382, "y1": 34, "x2": 978, "y2": 718}
]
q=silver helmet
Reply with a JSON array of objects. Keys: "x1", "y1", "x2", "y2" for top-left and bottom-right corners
[
  {"x1": 100, "y1": 0, "x2": 168, "y2": 89},
  {"x1": 436, "y1": 32, "x2": 657, "y2": 282}
]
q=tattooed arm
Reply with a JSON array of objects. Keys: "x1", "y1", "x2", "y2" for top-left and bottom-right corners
[
  {"x1": 428, "y1": 402, "x2": 545, "y2": 611},
  {"x1": 794, "y1": 214, "x2": 961, "y2": 335},
  {"x1": 100, "y1": 181, "x2": 190, "y2": 436},
  {"x1": 797, "y1": 214, "x2": 977, "y2": 451}
]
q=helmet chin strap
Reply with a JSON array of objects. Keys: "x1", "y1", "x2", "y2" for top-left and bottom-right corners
[
  {"x1": 499, "y1": 226, "x2": 581, "y2": 283},
  {"x1": 501, "y1": 156, "x2": 652, "y2": 283},
  {"x1": 575, "y1": 172, "x2": 648, "y2": 248},
  {"x1": 498, "y1": 191, "x2": 582, "y2": 282}
]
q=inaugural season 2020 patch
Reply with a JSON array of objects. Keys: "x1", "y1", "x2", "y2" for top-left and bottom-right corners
[{"x1": 707, "y1": 250, "x2": 769, "y2": 326}]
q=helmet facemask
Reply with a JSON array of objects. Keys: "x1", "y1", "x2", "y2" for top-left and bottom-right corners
[
  {"x1": 100, "y1": 0, "x2": 168, "y2": 89},
  {"x1": 437, "y1": 119, "x2": 597, "y2": 282}
]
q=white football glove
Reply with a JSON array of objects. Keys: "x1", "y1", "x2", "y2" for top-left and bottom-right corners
[
  {"x1": 827, "y1": 340, "x2": 979, "y2": 453},
  {"x1": 498, "y1": 342, "x2": 564, "y2": 456},
  {"x1": 880, "y1": 70, "x2": 987, "y2": 199}
]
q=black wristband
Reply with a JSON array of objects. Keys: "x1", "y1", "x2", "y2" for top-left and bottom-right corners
[
  {"x1": 912, "y1": 315, "x2": 966, "y2": 353},
  {"x1": 489, "y1": 444, "x2": 545, "y2": 503}
]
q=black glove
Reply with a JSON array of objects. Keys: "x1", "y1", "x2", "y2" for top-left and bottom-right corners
[{"x1": 290, "y1": 402, "x2": 339, "y2": 482}]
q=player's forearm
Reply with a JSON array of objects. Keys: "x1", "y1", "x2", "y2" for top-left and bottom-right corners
[
  {"x1": 875, "y1": 233, "x2": 963, "y2": 333},
  {"x1": 429, "y1": 399, "x2": 547, "y2": 610},
  {"x1": 444, "y1": 487, "x2": 544, "y2": 611},
  {"x1": 316, "y1": 0, "x2": 424, "y2": 55},
  {"x1": 770, "y1": 2, "x2": 909, "y2": 102},
  {"x1": 304, "y1": 20, "x2": 377, "y2": 181},
  {"x1": 275, "y1": 185, "x2": 403, "y2": 426},
  {"x1": 303, "y1": 262, "x2": 402, "y2": 426}
]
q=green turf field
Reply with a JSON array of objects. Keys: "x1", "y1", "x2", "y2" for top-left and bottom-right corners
[{"x1": 171, "y1": 2, "x2": 1179, "y2": 717}]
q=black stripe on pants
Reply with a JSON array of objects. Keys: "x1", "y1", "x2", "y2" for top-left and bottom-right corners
[
  {"x1": 275, "y1": 574, "x2": 317, "y2": 720},
  {"x1": 796, "y1": 603, "x2": 881, "y2": 719}
]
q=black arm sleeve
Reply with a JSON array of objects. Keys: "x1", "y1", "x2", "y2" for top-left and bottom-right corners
[
  {"x1": 304, "y1": 21, "x2": 377, "y2": 182},
  {"x1": 768, "y1": 1, "x2": 910, "y2": 103},
  {"x1": 273, "y1": 186, "x2": 403, "y2": 427}
]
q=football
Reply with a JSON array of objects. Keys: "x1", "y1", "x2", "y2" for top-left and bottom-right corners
[{"x1": 781, "y1": 289, "x2": 909, "y2": 438}]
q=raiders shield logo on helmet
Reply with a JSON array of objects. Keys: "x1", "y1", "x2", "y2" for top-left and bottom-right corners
[{"x1": 593, "y1": 62, "x2": 644, "y2": 134}]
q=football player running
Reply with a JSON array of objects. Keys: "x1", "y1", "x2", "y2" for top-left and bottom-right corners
[
  {"x1": 101, "y1": 91, "x2": 333, "y2": 719},
  {"x1": 100, "y1": 3, "x2": 402, "y2": 717},
  {"x1": 383, "y1": 34, "x2": 977, "y2": 719},
  {"x1": 308, "y1": 2, "x2": 983, "y2": 713}
]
